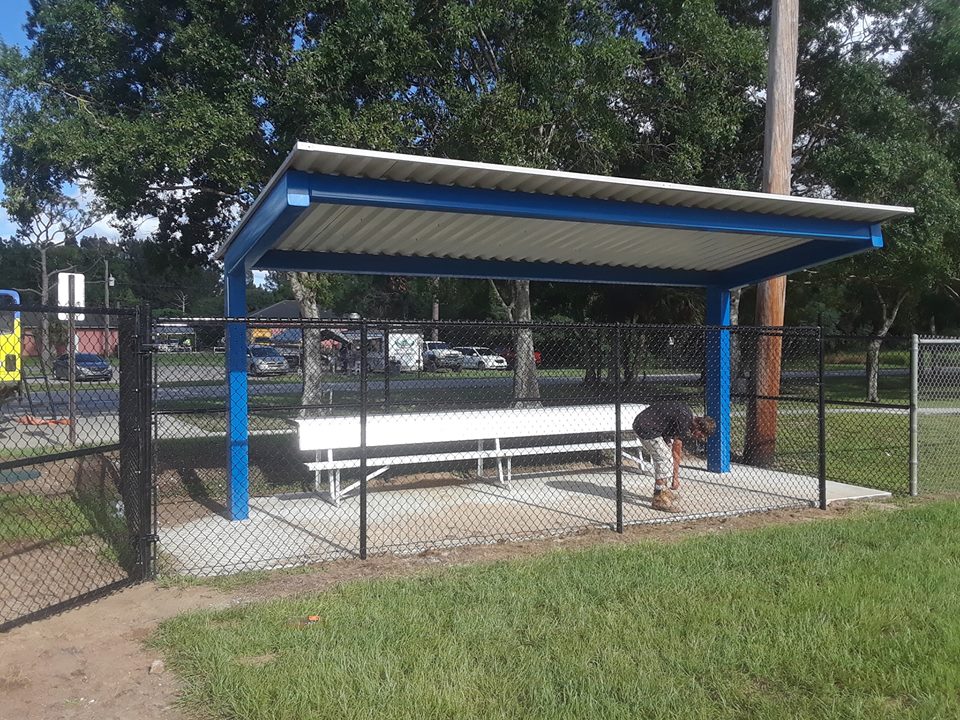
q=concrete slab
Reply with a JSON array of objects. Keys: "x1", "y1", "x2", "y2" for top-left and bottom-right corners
[{"x1": 159, "y1": 462, "x2": 890, "y2": 576}]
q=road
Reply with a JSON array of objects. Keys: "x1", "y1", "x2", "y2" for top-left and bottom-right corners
[{"x1": 8, "y1": 366, "x2": 913, "y2": 417}]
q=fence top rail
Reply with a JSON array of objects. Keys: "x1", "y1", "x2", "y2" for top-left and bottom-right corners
[
  {"x1": 823, "y1": 333, "x2": 912, "y2": 343},
  {"x1": 918, "y1": 337, "x2": 960, "y2": 345},
  {"x1": 10, "y1": 303, "x2": 138, "y2": 316},
  {"x1": 157, "y1": 315, "x2": 822, "y2": 334}
]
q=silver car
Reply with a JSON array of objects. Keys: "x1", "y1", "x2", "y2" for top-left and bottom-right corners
[
  {"x1": 453, "y1": 346, "x2": 509, "y2": 370},
  {"x1": 247, "y1": 345, "x2": 290, "y2": 376}
]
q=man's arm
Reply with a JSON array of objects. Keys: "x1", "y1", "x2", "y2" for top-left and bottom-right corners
[{"x1": 672, "y1": 438, "x2": 683, "y2": 488}]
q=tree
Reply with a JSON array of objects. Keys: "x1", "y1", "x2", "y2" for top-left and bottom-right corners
[
  {"x1": 490, "y1": 279, "x2": 541, "y2": 406},
  {"x1": 15, "y1": 194, "x2": 99, "y2": 363},
  {"x1": 790, "y1": 2, "x2": 960, "y2": 401},
  {"x1": 420, "y1": 0, "x2": 640, "y2": 400},
  {"x1": 290, "y1": 272, "x2": 331, "y2": 417}
]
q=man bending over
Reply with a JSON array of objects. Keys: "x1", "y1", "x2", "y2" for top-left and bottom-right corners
[{"x1": 632, "y1": 402, "x2": 716, "y2": 513}]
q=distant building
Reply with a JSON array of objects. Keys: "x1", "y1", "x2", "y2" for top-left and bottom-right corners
[{"x1": 20, "y1": 311, "x2": 118, "y2": 357}]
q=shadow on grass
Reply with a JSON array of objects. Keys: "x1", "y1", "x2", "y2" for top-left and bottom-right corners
[{"x1": 72, "y1": 454, "x2": 138, "y2": 574}]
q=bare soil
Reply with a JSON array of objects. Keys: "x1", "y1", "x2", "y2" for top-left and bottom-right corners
[{"x1": 0, "y1": 500, "x2": 892, "y2": 720}]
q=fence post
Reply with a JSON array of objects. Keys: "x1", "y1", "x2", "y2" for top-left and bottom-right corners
[
  {"x1": 909, "y1": 334, "x2": 919, "y2": 496},
  {"x1": 139, "y1": 305, "x2": 156, "y2": 578},
  {"x1": 383, "y1": 326, "x2": 391, "y2": 413},
  {"x1": 614, "y1": 324, "x2": 623, "y2": 533},
  {"x1": 817, "y1": 320, "x2": 827, "y2": 510},
  {"x1": 67, "y1": 276, "x2": 77, "y2": 447},
  {"x1": 359, "y1": 320, "x2": 368, "y2": 559}
]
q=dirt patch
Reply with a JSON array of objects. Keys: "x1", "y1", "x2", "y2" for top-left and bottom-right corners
[{"x1": 0, "y1": 498, "x2": 898, "y2": 720}]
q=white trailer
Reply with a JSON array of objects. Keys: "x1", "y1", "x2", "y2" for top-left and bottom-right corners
[{"x1": 345, "y1": 329, "x2": 423, "y2": 372}]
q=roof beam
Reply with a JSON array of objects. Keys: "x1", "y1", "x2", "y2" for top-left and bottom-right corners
[
  {"x1": 720, "y1": 225, "x2": 882, "y2": 289},
  {"x1": 255, "y1": 250, "x2": 718, "y2": 287},
  {"x1": 305, "y1": 172, "x2": 876, "y2": 243},
  {"x1": 223, "y1": 171, "x2": 310, "y2": 274}
]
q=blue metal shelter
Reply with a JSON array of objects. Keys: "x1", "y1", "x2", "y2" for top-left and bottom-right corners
[{"x1": 215, "y1": 143, "x2": 913, "y2": 521}]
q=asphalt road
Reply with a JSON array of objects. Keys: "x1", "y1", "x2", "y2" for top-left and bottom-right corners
[{"x1": 9, "y1": 367, "x2": 912, "y2": 417}]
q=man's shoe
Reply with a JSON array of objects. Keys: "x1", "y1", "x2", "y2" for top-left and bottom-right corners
[{"x1": 651, "y1": 489, "x2": 681, "y2": 513}]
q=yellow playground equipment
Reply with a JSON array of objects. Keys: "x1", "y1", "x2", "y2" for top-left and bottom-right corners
[{"x1": 0, "y1": 289, "x2": 21, "y2": 386}]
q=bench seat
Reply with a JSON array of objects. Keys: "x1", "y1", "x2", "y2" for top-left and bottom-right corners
[{"x1": 296, "y1": 403, "x2": 649, "y2": 505}]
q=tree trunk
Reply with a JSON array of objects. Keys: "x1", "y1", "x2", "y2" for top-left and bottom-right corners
[
  {"x1": 729, "y1": 288, "x2": 744, "y2": 391},
  {"x1": 865, "y1": 338, "x2": 882, "y2": 403},
  {"x1": 865, "y1": 291, "x2": 905, "y2": 403},
  {"x1": 40, "y1": 246, "x2": 51, "y2": 367},
  {"x1": 291, "y1": 272, "x2": 326, "y2": 417},
  {"x1": 510, "y1": 280, "x2": 540, "y2": 408}
]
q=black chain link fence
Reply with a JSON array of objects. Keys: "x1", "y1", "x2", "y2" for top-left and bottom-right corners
[
  {"x1": 819, "y1": 335, "x2": 912, "y2": 496},
  {"x1": 5, "y1": 308, "x2": 934, "y2": 624},
  {"x1": 0, "y1": 305, "x2": 149, "y2": 629},
  {"x1": 152, "y1": 317, "x2": 834, "y2": 579}
]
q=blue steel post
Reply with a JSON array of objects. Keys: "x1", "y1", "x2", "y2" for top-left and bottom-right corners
[
  {"x1": 706, "y1": 288, "x2": 731, "y2": 473},
  {"x1": 225, "y1": 268, "x2": 250, "y2": 520}
]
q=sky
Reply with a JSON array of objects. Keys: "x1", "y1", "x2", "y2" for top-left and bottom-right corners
[{"x1": 0, "y1": 0, "x2": 33, "y2": 238}]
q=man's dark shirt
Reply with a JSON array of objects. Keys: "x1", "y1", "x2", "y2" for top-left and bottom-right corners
[{"x1": 632, "y1": 402, "x2": 694, "y2": 442}]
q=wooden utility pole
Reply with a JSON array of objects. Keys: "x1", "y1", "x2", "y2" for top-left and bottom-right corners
[{"x1": 744, "y1": 0, "x2": 799, "y2": 466}]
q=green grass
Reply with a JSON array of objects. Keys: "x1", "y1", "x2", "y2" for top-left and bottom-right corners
[
  {"x1": 153, "y1": 499, "x2": 960, "y2": 720},
  {"x1": 0, "y1": 492, "x2": 94, "y2": 543},
  {"x1": 730, "y1": 409, "x2": 914, "y2": 495}
]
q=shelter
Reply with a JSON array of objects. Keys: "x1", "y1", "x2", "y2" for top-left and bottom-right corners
[{"x1": 215, "y1": 142, "x2": 913, "y2": 521}]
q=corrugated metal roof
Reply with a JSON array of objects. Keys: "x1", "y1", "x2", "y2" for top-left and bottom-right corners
[
  {"x1": 219, "y1": 142, "x2": 914, "y2": 270},
  {"x1": 276, "y1": 204, "x2": 803, "y2": 271}
]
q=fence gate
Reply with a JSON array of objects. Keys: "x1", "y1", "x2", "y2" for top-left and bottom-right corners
[
  {"x1": 0, "y1": 305, "x2": 153, "y2": 630},
  {"x1": 915, "y1": 336, "x2": 960, "y2": 495}
]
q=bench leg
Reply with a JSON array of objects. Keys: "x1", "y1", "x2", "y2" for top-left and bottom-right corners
[
  {"x1": 328, "y1": 449, "x2": 340, "y2": 507},
  {"x1": 477, "y1": 439, "x2": 484, "y2": 477},
  {"x1": 495, "y1": 438, "x2": 507, "y2": 488}
]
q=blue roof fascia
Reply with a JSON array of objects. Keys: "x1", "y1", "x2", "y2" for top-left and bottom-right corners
[
  {"x1": 720, "y1": 225, "x2": 883, "y2": 289},
  {"x1": 255, "y1": 250, "x2": 718, "y2": 287},
  {"x1": 223, "y1": 171, "x2": 311, "y2": 274},
  {"x1": 304, "y1": 172, "x2": 875, "y2": 243},
  {"x1": 233, "y1": 169, "x2": 884, "y2": 288}
]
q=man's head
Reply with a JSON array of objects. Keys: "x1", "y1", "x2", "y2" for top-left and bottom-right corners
[{"x1": 689, "y1": 416, "x2": 717, "y2": 442}]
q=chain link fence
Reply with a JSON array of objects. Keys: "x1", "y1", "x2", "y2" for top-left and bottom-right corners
[
  {"x1": 7, "y1": 307, "x2": 943, "y2": 625},
  {"x1": 153, "y1": 317, "x2": 831, "y2": 578},
  {"x1": 1, "y1": 305, "x2": 149, "y2": 629},
  {"x1": 916, "y1": 338, "x2": 960, "y2": 494},
  {"x1": 819, "y1": 335, "x2": 912, "y2": 497}
]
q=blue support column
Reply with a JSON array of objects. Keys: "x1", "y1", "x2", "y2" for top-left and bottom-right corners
[
  {"x1": 706, "y1": 287, "x2": 731, "y2": 473},
  {"x1": 225, "y1": 268, "x2": 249, "y2": 520}
]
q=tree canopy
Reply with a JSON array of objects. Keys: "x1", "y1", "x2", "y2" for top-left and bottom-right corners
[{"x1": 0, "y1": 0, "x2": 958, "y2": 334}]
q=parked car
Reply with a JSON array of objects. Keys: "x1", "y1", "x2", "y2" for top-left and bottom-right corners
[
  {"x1": 247, "y1": 345, "x2": 290, "y2": 376},
  {"x1": 53, "y1": 353, "x2": 113, "y2": 382},
  {"x1": 257, "y1": 331, "x2": 302, "y2": 370},
  {"x1": 453, "y1": 346, "x2": 509, "y2": 370},
  {"x1": 422, "y1": 341, "x2": 463, "y2": 371},
  {"x1": 495, "y1": 345, "x2": 543, "y2": 368}
]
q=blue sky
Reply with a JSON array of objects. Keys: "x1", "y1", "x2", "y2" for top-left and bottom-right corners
[{"x1": 0, "y1": 0, "x2": 32, "y2": 238}]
